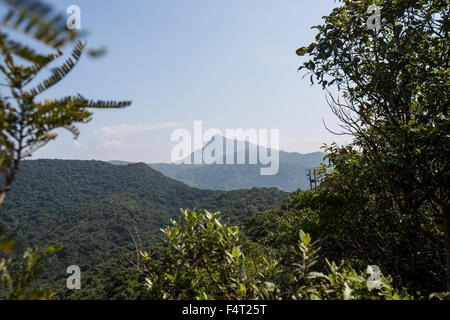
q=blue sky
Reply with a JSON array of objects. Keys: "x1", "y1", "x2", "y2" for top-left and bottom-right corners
[{"x1": 23, "y1": 0, "x2": 349, "y2": 163}]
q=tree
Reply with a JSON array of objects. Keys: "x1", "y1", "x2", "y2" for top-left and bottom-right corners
[
  {"x1": 0, "y1": 0, "x2": 131, "y2": 204},
  {"x1": 297, "y1": 0, "x2": 449, "y2": 289},
  {"x1": 0, "y1": 0, "x2": 131, "y2": 299}
]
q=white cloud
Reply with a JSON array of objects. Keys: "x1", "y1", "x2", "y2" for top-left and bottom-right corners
[
  {"x1": 100, "y1": 140, "x2": 137, "y2": 149},
  {"x1": 92, "y1": 122, "x2": 181, "y2": 159},
  {"x1": 94, "y1": 122, "x2": 180, "y2": 139}
]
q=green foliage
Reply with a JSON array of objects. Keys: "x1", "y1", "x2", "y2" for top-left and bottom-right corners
[
  {"x1": 292, "y1": 230, "x2": 413, "y2": 300},
  {"x1": 142, "y1": 209, "x2": 280, "y2": 300},
  {"x1": 0, "y1": 223, "x2": 17, "y2": 253},
  {"x1": 244, "y1": 187, "x2": 445, "y2": 294},
  {"x1": 0, "y1": 240, "x2": 61, "y2": 300},
  {"x1": 143, "y1": 210, "x2": 413, "y2": 300},
  {"x1": 0, "y1": 0, "x2": 131, "y2": 202},
  {"x1": 0, "y1": 0, "x2": 77, "y2": 49},
  {"x1": 297, "y1": 0, "x2": 449, "y2": 289},
  {"x1": 0, "y1": 0, "x2": 131, "y2": 300},
  {"x1": 296, "y1": 0, "x2": 449, "y2": 219},
  {"x1": 0, "y1": 160, "x2": 287, "y2": 299},
  {"x1": 62, "y1": 253, "x2": 147, "y2": 300}
]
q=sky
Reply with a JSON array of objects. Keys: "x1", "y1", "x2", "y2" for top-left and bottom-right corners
[{"x1": 12, "y1": 0, "x2": 350, "y2": 163}]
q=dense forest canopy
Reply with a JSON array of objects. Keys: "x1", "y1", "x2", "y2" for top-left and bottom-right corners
[{"x1": 0, "y1": 160, "x2": 287, "y2": 298}]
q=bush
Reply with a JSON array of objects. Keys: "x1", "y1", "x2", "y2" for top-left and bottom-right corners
[{"x1": 142, "y1": 210, "x2": 413, "y2": 300}]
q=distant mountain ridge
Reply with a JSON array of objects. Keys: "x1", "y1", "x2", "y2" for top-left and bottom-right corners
[{"x1": 147, "y1": 136, "x2": 325, "y2": 192}]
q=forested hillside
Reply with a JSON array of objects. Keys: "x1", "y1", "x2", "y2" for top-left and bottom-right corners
[{"x1": 0, "y1": 160, "x2": 287, "y2": 297}]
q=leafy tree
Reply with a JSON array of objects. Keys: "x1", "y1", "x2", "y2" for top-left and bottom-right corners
[
  {"x1": 0, "y1": 0, "x2": 131, "y2": 299},
  {"x1": 141, "y1": 209, "x2": 281, "y2": 300},
  {"x1": 0, "y1": 0, "x2": 131, "y2": 204},
  {"x1": 297, "y1": 0, "x2": 449, "y2": 288}
]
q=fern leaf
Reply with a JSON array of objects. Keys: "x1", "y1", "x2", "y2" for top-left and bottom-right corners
[
  {"x1": 26, "y1": 41, "x2": 85, "y2": 97},
  {"x1": 1, "y1": 34, "x2": 61, "y2": 66},
  {"x1": 1, "y1": 0, "x2": 77, "y2": 49},
  {"x1": 78, "y1": 96, "x2": 132, "y2": 109}
]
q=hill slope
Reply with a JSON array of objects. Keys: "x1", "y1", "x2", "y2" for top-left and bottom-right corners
[{"x1": 0, "y1": 159, "x2": 288, "y2": 295}]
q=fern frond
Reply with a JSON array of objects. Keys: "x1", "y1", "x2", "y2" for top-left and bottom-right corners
[
  {"x1": 1, "y1": 34, "x2": 61, "y2": 66},
  {"x1": 25, "y1": 41, "x2": 85, "y2": 97},
  {"x1": 1, "y1": 0, "x2": 77, "y2": 49},
  {"x1": 28, "y1": 94, "x2": 129, "y2": 140},
  {"x1": 77, "y1": 96, "x2": 132, "y2": 109},
  {"x1": 31, "y1": 96, "x2": 91, "y2": 123},
  {"x1": 29, "y1": 96, "x2": 131, "y2": 141},
  {"x1": 0, "y1": 32, "x2": 14, "y2": 68},
  {"x1": 0, "y1": 32, "x2": 62, "y2": 86}
]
